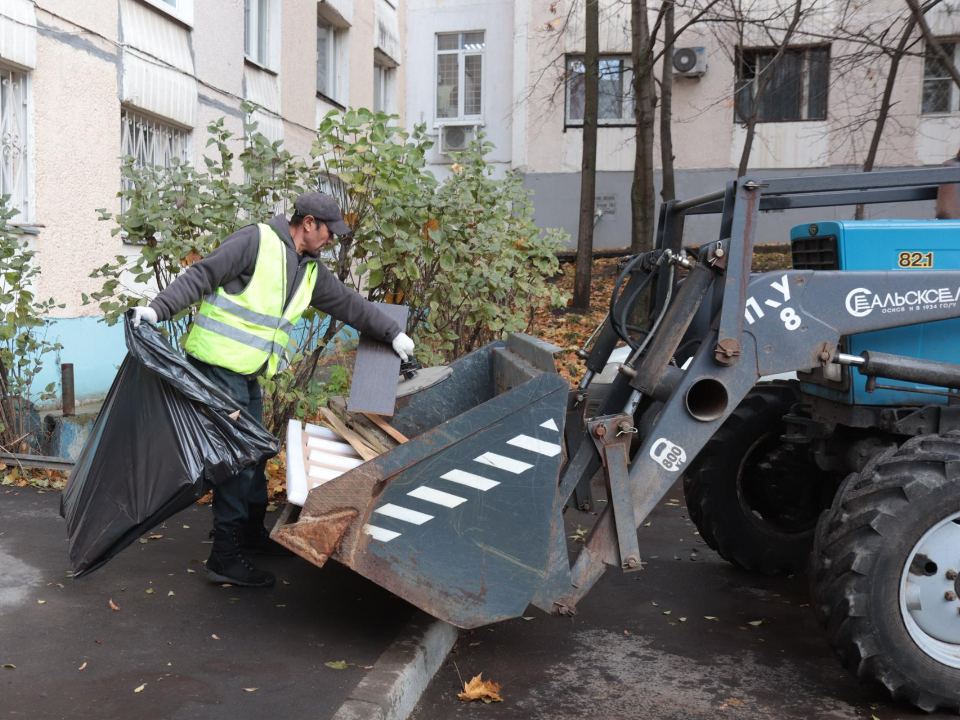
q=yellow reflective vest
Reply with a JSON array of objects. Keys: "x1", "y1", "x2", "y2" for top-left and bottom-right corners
[{"x1": 185, "y1": 223, "x2": 317, "y2": 376}]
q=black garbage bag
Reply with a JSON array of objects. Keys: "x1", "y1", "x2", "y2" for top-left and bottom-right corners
[{"x1": 60, "y1": 312, "x2": 279, "y2": 577}]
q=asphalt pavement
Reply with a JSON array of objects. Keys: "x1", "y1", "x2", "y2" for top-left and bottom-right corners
[
  {"x1": 0, "y1": 488, "x2": 413, "y2": 720},
  {"x1": 411, "y1": 479, "x2": 930, "y2": 720}
]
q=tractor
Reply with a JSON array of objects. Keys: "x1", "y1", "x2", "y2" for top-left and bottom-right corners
[{"x1": 273, "y1": 166, "x2": 960, "y2": 713}]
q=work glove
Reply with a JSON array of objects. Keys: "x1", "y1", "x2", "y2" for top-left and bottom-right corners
[
  {"x1": 391, "y1": 332, "x2": 415, "y2": 362},
  {"x1": 131, "y1": 306, "x2": 158, "y2": 329}
]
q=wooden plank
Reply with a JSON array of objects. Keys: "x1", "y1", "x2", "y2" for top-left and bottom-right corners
[
  {"x1": 362, "y1": 412, "x2": 410, "y2": 444},
  {"x1": 347, "y1": 303, "x2": 409, "y2": 416},
  {"x1": 318, "y1": 408, "x2": 379, "y2": 462}
]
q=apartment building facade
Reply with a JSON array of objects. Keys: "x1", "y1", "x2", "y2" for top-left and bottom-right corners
[
  {"x1": 0, "y1": 0, "x2": 403, "y2": 403},
  {"x1": 406, "y1": 0, "x2": 960, "y2": 247}
]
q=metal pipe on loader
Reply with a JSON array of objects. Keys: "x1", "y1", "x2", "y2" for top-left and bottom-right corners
[{"x1": 836, "y1": 350, "x2": 960, "y2": 391}]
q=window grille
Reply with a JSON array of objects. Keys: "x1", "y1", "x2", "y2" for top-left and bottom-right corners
[
  {"x1": 922, "y1": 42, "x2": 958, "y2": 115},
  {"x1": 120, "y1": 108, "x2": 190, "y2": 214},
  {"x1": 735, "y1": 46, "x2": 829, "y2": 123},
  {"x1": 0, "y1": 67, "x2": 30, "y2": 221},
  {"x1": 436, "y1": 31, "x2": 484, "y2": 120}
]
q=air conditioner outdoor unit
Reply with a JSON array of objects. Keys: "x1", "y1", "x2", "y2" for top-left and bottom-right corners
[
  {"x1": 673, "y1": 46, "x2": 707, "y2": 77},
  {"x1": 439, "y1": 123, "x2": 480, "y2": 154}
]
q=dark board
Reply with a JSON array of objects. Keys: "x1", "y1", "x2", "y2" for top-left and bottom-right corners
[{"x1": 347, "y1": 303, "x2": 409, "y2": 416}]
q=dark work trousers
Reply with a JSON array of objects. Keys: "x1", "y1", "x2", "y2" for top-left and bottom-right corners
[{"x1": 187, "y1": 356, "x2": 269, "y2": 534}]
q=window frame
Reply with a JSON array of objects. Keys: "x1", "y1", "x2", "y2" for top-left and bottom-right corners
[
  {"x1": 138, "y1": 0, "x2": 195, "y2": 27},
  {"x1": 921, "y1": 40, "x2": 960, "y2": 116},
  {"x1": 734, "y1": 44, "x2": 830, "y2": 124},
  {"x1": 374, "y1": 61, "x2": 396, "y2": 114},
  {"x1": 434, "y1": 31, "x2": 485, "y2": 123},
  {"x1": 317, "y1": 18, "x2": 342, "y2": 104},
  {"x1": 563, "y1": 53, "x2": 636, "y2": 129},
  {"x1": 244, "y1": 0, "x2": 277, "y2": 72}
]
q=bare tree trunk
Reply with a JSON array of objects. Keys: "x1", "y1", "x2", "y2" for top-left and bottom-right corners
[
  {"x1": 855, "y1": 16, "x2": 918, "y2": 219},
  {"x1": 737, "y1": 0, "x2": 803, "y2": 177},
  {"x1": 905, "y1": 0, "x2": 960, "y2": 88},
  {"x1": 659, "y1": 0, "x2": 676, "y2": 202},
  {"x1": 631, "y1": 0, "x2": 658, "y2": 253},
  {"x1": 573, "y1": 0, "x2": 600, "y2": 311}
]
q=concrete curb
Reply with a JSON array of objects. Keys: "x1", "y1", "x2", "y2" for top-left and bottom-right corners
[{"x1": 331, "y1": 611, "x2": 459, "y2": 720}]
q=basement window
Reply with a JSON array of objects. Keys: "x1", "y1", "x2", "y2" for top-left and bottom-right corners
[{"x1": 735, "y1": 46, "x2": 829, "y2": 123}]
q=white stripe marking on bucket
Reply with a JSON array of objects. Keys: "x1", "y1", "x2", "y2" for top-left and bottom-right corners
[
  {"x1": 374, "y1": 503, "x2": 434, "y2": 525},
  {"x1": 440, "y1": 469, "x2": 500, "y2": 491},
  {"x1": 474, "y1": 452, "x2": 533, "y2": 474},
  {"x1": 364, "y1": 524, "x2": 401, "y2": 542},
  {"x1": 540, "y1": 418, "x2": 559, "y2": 432},
  {"x1": 507, "y1": 434, "x2": 562, "y2": 457},
  {"x1": 408, "y1": 486, "x2": 468, "y2": 508}
]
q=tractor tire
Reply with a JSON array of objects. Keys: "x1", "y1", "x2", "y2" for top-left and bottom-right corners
[
  {"x1": 810, "y1": 434, "x2": 960, "y2": 713},
  {"x1": 683, "y1": 380, "x2": 830, "y2": 574}
]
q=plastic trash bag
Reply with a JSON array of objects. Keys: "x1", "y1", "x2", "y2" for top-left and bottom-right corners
[{"x1": 61, "y1": 312, "x2": 279, "y2": 577}]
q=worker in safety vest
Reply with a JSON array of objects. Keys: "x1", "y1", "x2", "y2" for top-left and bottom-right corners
[{"x1": 130, "y1": 192, "x2": 414, "y2": 587}]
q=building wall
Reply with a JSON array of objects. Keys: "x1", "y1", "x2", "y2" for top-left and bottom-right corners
[{"x1": 8, "y1": 0, "x2": 401, "y2": 406}]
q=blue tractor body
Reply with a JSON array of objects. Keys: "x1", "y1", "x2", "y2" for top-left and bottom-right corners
[{"x1": 791, "y1": 219, "x2": 960, "y2": 406}]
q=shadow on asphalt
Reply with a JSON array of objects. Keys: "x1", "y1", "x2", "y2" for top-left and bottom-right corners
[
  {"x1": 412, "y1": 479, "x2": 930, "y2": 720},
  {"x1": 0, "y1": 489, "x2": 413, "y2": 720}
]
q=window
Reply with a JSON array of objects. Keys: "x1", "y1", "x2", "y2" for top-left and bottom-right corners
[
  {"x1": 374, "y1": 62, "x2": 395, "y2": 113},
  {"x1": 436, "y1": 31, "x2": 484, "y2": 120},
  {"x1": 923, "y1": 42, "x2": 959, "y2": 114},
  {"x1": 317, "y1": 19, "x2": 341, "y2": 101},
  {"x1": 120, "y1": 108, "x2": 190, "y2": 214},
  {"x1": 244, "y1": 0, "x2": 272, "y2": 68},
  {"x1": 0, "y1": 67, "x2": 30, "y2": 222},
  {"x1": 140, "y1": 0, "x2": 194, "y2": 26},
  {"x1": 735, "y1": 46, "x2": 829, "y2": 123},
  {"x1": 565, "y1": 55, "x2": 634, "y2": 126}
]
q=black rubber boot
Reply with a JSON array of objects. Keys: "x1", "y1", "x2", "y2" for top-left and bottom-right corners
[
  {"x1": 242, "y1": 506, "x2": 292, "y2": 556},
  {"x1": 205, "y1": 530, "x2": 276, "y2": 587}
]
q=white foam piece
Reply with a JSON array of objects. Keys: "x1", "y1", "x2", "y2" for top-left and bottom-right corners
[
  {"x1": 304, "y1": 423, "x2": 341, "y2": 440},
  {"x1": 407, "y1": 486, "x2": 467, "y2": 508},
  {"x1": 308, "y1": 465, "x2": 341, "y2": 481},
  {"x1": 539, "y1": 418, "x2": 559, "y2": 432},
  {"x1": 374, "y1": 503, "x2": 434, "y2": 525},
  {"x1": 440, "y1": 469, "x2": 499, "y2": 491},
  {"x1": 285, "y1": 419, "x2": 308, "y2": 506},
  {"x1": 364, "y1": 524, "x2": 401, "y2": 542},
  {"x1": 474, "y1": 452, "x2": 532, "y2": 474},
  {"x1": 307, "y1": 435, "x2": 360, "y2": 457},
  {"x1": 308, "y1": 450, "x2": 364, "y2": 471},
  {"x1": 507, "y1": 434, "x2": 562, "y2": 457}
]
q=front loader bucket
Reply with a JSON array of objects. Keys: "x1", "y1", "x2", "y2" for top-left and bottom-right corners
[{"x1": 272, "y1": 335, "x2": 570, "y2": 628}]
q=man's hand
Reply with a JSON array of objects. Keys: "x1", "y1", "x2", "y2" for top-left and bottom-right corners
[
  {"x1": 391, "y1": 332, "x2": 415, "y2": 362},
  {"x1": 131, "y1": 306, "x2": 158, "y2": 329}
]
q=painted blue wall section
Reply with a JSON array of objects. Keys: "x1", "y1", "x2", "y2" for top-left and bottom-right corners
[
  {"x1": 33, "y1": 317, "x2": 127, "y2": 408},
  {"x1": 34, "y1": 314, "x2": 360, "y2": 409}
]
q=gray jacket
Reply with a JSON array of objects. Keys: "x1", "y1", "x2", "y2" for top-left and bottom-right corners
[{"x1": 150, "y1": 216, "x2": 402, "y2": 345}]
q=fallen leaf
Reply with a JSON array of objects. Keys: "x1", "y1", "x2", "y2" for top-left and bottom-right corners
[
  {"x1": 148, "y1": 535, "x2": 163, "y2": 540},
  {"x1": 644, "y1": 522, "x2": 652, "y2": 527},
  {"x1": 458, "y1": 673, "x2": 503, "y2": 703},
  {"x1": 663, "y1": 610, "x2": 671, "y2": 615},
  {"x1": 109, "y1": 599, "x2": 121, "y2": 611},
  {"x1": 325, "y1": 660, "x2": 348, "y2": 670},
  {"x1": 182, "y1": 525, "x2": 190, "y2": 529},
  {"x1": 78, "y1": 662, "x2": 87, "y2": 671},
  {"x1": 679, "y1": 617, "x2": 687, "y2": 622},
  {"x1": 748, "y1": 620, "x2": 765, "y2": 627},
  {"x1": 521, "y1": 616, "x2": 534, "y2": 621},
  {"x1": 167, "y1": 591, "x2": 175, "y2": 597},
  {"x1": 651, "y1": 601, "x2": 658, "y2": 607},
  {"x1": 725, "y1": 698, "x2": 744, "y2": 707},
  {"x1": 138, "y1": 538, "x2": 148, "y2": 544},
  {"x1": 469, "y1": 642, "x2": 481, "y2": 646},
  {"x1": 704, "y1": 616, "x2": 719, "y2": 621},
  {"x1": 276, "y1": 604, "x2": 286, "y2": 608},
  {"x1": 243, "y1": 687, "x2": 258, "y2": 692},
  {"x1": 57, "y1": 583, "x2": 64, "y2": 589},
  {"x1": 221, "y1": 584, "x2": 232, "y2": 588},
  {"x1": 360, "y1": 665, "x2": 374, "y2": 670},
  {"x1": 145, "y1": 589, "x2": 154, "y2": 595},
  {"x1": 37, "y1": 600, "x2": 45, "y2": 604},
  {"x1": 282, "y1": 580, "x2": 290, "y2": 585},
  {"x1": 134, "y1": 684, "x2": 146, "y2": 693},
  {"x1": 187, "y1": 569, "x2": 196, "y2": 574},
  {"x1": 211, "y1": 634, "x2": 220, "y2": 640},
  {"x1": 266, "y1": 504, "x2": 278, "y2": 513},
  {"x1": 2, "y1": 664, "x2": 15, "y2": 669}
]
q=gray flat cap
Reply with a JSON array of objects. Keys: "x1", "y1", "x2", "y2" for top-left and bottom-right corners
[{"x1": 294, "y1": 192, "x2": 352, "y2": 235}]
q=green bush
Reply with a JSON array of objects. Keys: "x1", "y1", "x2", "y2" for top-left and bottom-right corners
[
  {"x1": 0, "y1": 198, "x2": 63, "y2": 449},
  {"x1": 90, "y1": 106, "x2": 568, "y2": 435}
]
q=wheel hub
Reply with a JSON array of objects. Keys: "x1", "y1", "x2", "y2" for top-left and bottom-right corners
[{"x1": 900, "y1": 512, "x2": 960, "y2": 666}]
